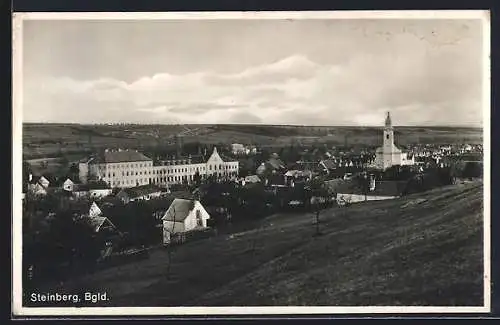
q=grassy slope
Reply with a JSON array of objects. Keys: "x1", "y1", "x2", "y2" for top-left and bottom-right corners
[{"x1": 47, "y1": 182, "x2": 483, "y2": 307}]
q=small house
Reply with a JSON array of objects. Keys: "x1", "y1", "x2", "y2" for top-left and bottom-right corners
[
  {"x1": 27, "y1": 175, "x2": 51, "y2": 194},
  {"x1": 231, "y1": 143, "x2": 246, "y2": 155},
  {"x1": 162, "y1": 199, "x2": 211, "y2": 239},
  {"x1": 284, "y1": 170, "x2": 312, "y2": 187},
  {"x1": 87, "y1": 216, "x2": 117, "y2": 233},
  {"x1": 63, "y1": 178, "x2": 75, "y2": 192},
  {"x1": 73, "y1": 182, "x2": 113, "y2": 199},
  {"x1": 240, "y1": 174, "x2": 261, "y2": 187},
  {"x1": 318, "y1": 159, "x2": 337, "y2": 174},
  {"x1": 116, "y1": 184, "x2": 163, "y2": 204},
  {"x1": 38, "y1": 176, "x2": 50, "y2": 189},
  {"x1": 89, "y1": 201, "x2": 102, "y2": 218},
  {"x1": 83, "y1": 201, "x2": 118, "y2": 234},
  {"x1": 27, "y1": 182, "x2": 47, "y2": 196},
  {"x1": 256, "y1": 154, "x2": 286, "y2": 176}
]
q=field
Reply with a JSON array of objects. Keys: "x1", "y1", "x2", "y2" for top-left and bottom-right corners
[
  {"x1": 30, "y1": 181, "x2": 484, "y2": 307},
  {"x1": 22, "y1": 123, "x2": 483, "y2": 160}
]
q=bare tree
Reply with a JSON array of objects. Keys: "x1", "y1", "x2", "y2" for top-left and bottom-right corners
[
  {"x1": 166, "y1": 206, "x2": 176, "y2": 280},
  {"x1": 309, "y1": 177, "x2": 328, "y2": 236}
]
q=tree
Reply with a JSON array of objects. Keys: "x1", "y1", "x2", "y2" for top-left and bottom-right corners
[
  {"x1": 307, "y1": 177, "x2": 329, "y2": 236},
  {"x1": 462, "y1": 161, "x2": 482, "y2": 180},
  {"x1": 193, "y1": 170, "x2": 201, "y2": 186},
  {"x1": 353, "y1": 173, "x2": 370, "y2": 202},
  {"x1": 68, "y1": 163, "x2": 79, "y2": 180}
]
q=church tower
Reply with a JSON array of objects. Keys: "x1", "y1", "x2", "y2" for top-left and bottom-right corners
[{"x1": 383, "y1": 111, "x2": 395, "y2": 169}]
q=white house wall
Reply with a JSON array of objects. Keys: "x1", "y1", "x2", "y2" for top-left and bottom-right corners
[
  {"x1": 89, "y1": 189, "x2": 113, "y2": 198},
  {"x1": 163, "y1": 220, "x2": 185, "y2": 234},
  {"x1": 336, "y1": 193, "x2": 397, "y2": 204},
  {"x1": 183, "y1": 202, "x2": 211, "y2": 232}
]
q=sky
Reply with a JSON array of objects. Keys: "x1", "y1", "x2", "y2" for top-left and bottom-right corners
[{"x1": 21, "y1": 17, "x2": 485, "y2": 126}]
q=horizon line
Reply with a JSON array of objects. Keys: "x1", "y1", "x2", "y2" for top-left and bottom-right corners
[{"x1": 21, "y1": 122, "x2": 483, "y2": 128}]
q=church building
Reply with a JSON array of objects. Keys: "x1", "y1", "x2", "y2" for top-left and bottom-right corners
[{"x1": 373, "y1": 112, "x2": 415, "y2": 170}]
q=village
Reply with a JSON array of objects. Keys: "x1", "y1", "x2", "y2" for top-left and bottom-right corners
[{"x1": 21, "y1": 112, "x2": 484, "y2": 292}]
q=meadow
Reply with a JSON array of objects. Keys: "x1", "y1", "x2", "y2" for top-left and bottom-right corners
[{"x1": 31, "y1": 181, "x2": 483, "y2": 307}]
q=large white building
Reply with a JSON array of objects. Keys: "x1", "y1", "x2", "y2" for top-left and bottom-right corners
[
  {"x1": 373, "y1": 112, "x2": 415, "y2": 170},
  {"x1": 79, "y1": 147, "x2": 239, "y2": 189}
]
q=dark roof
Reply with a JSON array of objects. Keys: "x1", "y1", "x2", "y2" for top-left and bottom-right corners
[
  {"x1": 92, "y1": 150, "x2": 152, "y2": 164},
  {"x1": 142, "y1": 197, "x2": 174, "y2": 211},
  {"x1": 220, "y1": 154, "x2": 238, "y2": 163},
  {"x1": 320, "y1": 159, "x2": 337, "y2": 170},
  {"x1": 87, "y1": 216, "x2": 117, "y2": 232},
  {"x1": 74, "y1": 182, "x2": 111, "y2": 191},
  {"x1": 119, "y1": 184, "x2": 163, "y2": 199},
  {"x1": 189, "y1": 155, "x2": 206, "y2": 164},
  {"x1": 159, "y1": 155, "x2": 207, "y2": 165},
  {"x1": 162, "y1": 198, "x2": 197, "y2": 222},
  {"x1": 268, "y1": 157, "x2": 285, "y2": 170}
]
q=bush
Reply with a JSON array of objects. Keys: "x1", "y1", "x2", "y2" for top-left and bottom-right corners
[{"x1": 462, "y1": 161, "x2": 482, "y2": 179}]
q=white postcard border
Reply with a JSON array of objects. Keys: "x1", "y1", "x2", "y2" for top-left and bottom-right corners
[{"x1": 11, "y1": 10, "x2": 491, "y2": 316}]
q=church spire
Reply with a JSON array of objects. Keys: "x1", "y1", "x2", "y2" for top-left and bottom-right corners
[{"x1": 385, "y1": 111, "x2": 392, "y2": 128}]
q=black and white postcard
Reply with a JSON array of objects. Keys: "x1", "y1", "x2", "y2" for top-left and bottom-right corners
[{"x1": 12, "y1": 10, "x2": 491, "y2": 317}]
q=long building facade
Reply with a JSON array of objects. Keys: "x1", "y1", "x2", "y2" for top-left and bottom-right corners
[{"x1": 79, "y1": 147, "x2": 239, "y2": 189}]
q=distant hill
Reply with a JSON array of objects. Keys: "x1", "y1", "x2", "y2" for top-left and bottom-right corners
[
  {"x1": 47, "y1": 181, "x2": 484, "y2": 307},
  {"x1": 22, "y1": 123, "x2": 483, "y2": 159}
]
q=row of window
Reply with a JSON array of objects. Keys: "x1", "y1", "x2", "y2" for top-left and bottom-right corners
[
  {"x1": 101, "y1": 163, "x2": 238, "y2": 172},
  {"x1": 103, "y1": 164, "x2": 238, "y2": 179},
  {"x1": 107, "y1": 162, "x2": 153, "y2": 169},
  {"x1": 105, "y1": 171, "x2": 239, "y2": 188}
]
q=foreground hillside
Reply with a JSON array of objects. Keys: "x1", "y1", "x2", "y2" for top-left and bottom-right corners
[{"x1": 43, "y1": 181, "x2": 484, "y2": 307}]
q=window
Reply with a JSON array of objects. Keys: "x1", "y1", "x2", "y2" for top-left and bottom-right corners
[
  {"x1": 386, "y1": 134, "x2": 389, "y2": 140},
  {"x1": 196, "y1": 210, "x2": 203, "y2": 227}
]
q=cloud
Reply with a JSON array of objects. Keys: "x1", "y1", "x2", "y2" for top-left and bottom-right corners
[
  {"x1": 23, "y1": 51, "x2": 483, "y2": 126},
  {"x1": 228, "y1": 111, "x2": 263, "y2": 124}
]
